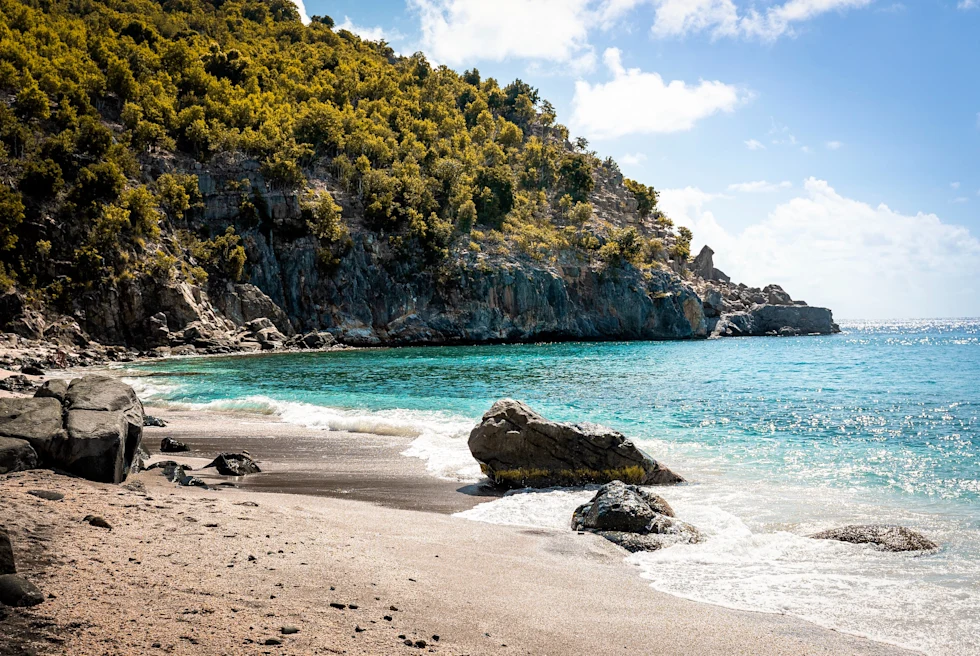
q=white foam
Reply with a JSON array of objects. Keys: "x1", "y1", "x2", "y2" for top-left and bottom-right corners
[{"x1": 455, "y1": 480, "x2": 980, "y2": 655}]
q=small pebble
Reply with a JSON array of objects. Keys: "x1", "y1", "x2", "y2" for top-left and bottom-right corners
[
  {"x1": 264, "y1": 638, "x2": 282, "y2": 646},
  {"x1": 329, "y1": 602, "x2": 346, "y2": 610},
  {"x1": 415, "y1": 640, "x2": 427, "y2": 648},
  {"x1": 280, "y1": 626, "x2": 299, "y2": 635}
]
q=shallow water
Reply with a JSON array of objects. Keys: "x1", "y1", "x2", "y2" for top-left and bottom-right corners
[{"x1": 124, "y1": 319, "x2": 980, "y2": 655}]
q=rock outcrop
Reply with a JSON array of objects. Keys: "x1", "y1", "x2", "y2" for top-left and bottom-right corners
[
  {"x1": 0, "y1": 376, "x2": 144, "y2": 484},
  {"x1": 809, "y1": 525, "x2": 938, "y2": 552},
  {"x1": 571, "y1": 481, "x2": 701, "y2": 552},
  {"x1": 468, "y1": 399, "x2": 683, "y2": 488},
  {"x1": 0, "y1": 437, "x2": 38, "y2": 475}
]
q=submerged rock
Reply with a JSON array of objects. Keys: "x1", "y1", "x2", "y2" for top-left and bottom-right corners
[
  {"x1": 468, "y1": 400, "x2": 683, "y2": 488},
  {"x1": 203, "y1": 452, "x2": 261, "y2": 476},
  {"x1": 809, "y1": 525, "x2": 938, "y2": 552},
  {"x1": 0, "y1": 574, "x2": 44, "y2": 607},
  {"x1": 0, "y1": 436, "x2": 38, "y2": 475},
  {"x1": 571, "y1": 481, "x2": 701, "y2": 552}
]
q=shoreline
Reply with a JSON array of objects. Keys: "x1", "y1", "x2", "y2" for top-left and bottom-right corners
[{"x1": 3, "y1": 398, "x2": 918, "y2": 655}]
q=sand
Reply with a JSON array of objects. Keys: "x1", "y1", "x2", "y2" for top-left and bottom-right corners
[{"x1": 0, "y1": 407, "x2": 916, "y2": 655}]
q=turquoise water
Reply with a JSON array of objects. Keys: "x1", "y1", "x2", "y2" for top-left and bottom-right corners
[{"x1": 123, "y1": 319, "x2": 980, "y2": 655}]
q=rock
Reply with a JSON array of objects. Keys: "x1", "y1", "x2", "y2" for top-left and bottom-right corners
[
  {"x1": 27, "y1": 490, "x2": 64, "y2": 501},
  {"x1": 146, "y1": 460, "x2": 181, "y2": 471},
  {"x1": 20, "y1": 365, "x2": 44, "y2": 376},
  {"x1": 0, "y1": 375, "x2": 36, "y2": 393},
  {"x1": 83, "y1": 515, "x2": 112, "y2": 530},
  {"x1": 0, "y1": 437, "x2": 38, "y2": 475},
  {"x1": 160, "y1": 437, "x2": 189, "y2": 453},
  {"x1": 0, "y1": 574, "x2": 44, "y2": 607},
  {"x1": 468, "y1": 400, "x2": 683, "y2": 488},
  {"x1": 809, "y1": 525, "x2": 938, "y2": 552},
  {"x1": 571, "y1": 482, "x2": 701, "y2": 553},
  {"x1": 178, "y1": 475, "x2": 208, "y2": 488},
  {"x1": 280, "y1": 626, "x2": 299, "y2": 635},
  {"x1": 144, "y1": 415, "x2": 167, "y2": 428},
  {"x1": 0, "y1": 397, "x2": 66, "y2": 463},
  {"x1": 202, "y1": 452, "x2": 261, "y2": 476},
  {"x1": 33, "y1": 379, "x2": 68, "y2": 402},
  {"x1": 160, "y1": 463, "x2": 188, "y2": 483},
  {"x1": 763, "y1": 284, "x2": 794, "y2": 306},
  {"x1": 0, "y1": 526, "x2": 14, "y2": 575},
  {"x1": 295, "y1": 331, "x2": 335, "y2": 349},
  {"x1": 130, "y1": 444, "x2": 149, "y2": 475},
  {"x1": 264, "y1": 638, "x2": 283, "y2": 646}
]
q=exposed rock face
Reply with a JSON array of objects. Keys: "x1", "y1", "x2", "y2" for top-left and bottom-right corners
[
  {"x1": 468, "y1": 400, "x2": 683, "y2": 488},
  {"x1": 0, "y1": 376, "x2": 144, "y2": 484},
  {"x1": 571, "y1": 481, "x2": 701, "y2": 552},
  {"x1": 0, "y1": 437, "x2": 38, "y2": 475},
  {"x1": 691, "y1": 246, "x2": 730, "y2": 283},
  {"x1": 809, "y1": 525, "x2": 938, "y2": 552}
]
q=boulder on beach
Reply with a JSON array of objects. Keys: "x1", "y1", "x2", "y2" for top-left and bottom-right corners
[
  {"x1": 160, "y1": 437, "x2": 189, "y2": 453},
  {"x1": 0, "y1": 436, "x2": 38, "y2": 475},
  {"x1": 144, "y1": 415, "x2": 167, "y2": 427},
  {"x1": 0, "y1": 574, "x2": 45, "y2": 607},
  {"x1": 809, "y1": 525, "x2": 938, "y2": 552},
  {"x1": 34, "y1": 379, "x2": 68, "y2": 402},
  {"x1": 571, "y1": 481, "x2": 701, "y2": 552},
  {"x1": 468, "y1": 399, "x2": 683, "y2": 488},
  {"x1": 0, "y1": 376, "x2": 145, "y2": 484},
  {"x1": 0, "y1": 526, "x2": 14, "y2": 575},
  {"x1": 203, "y1": 452, "x2": 260, "y2": 476}
]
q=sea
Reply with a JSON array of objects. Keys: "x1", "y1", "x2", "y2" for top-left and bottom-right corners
[{"x1": 121, "y1": 319, "x2": 980, "y2": 655}]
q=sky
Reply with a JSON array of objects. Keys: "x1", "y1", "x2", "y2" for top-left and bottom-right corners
[{"x1": 294, "y1": 0, "x2": 980, "y2": 320}]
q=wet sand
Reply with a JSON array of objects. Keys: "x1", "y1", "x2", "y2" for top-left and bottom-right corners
[{"x1": 0, "y1": 406, "x2": 916, "y2": 655}]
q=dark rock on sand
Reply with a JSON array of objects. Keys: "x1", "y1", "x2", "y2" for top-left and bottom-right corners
[
  {"x1": 0, "y1": 436, "x2": 38, "y2": 475},
  {"x1": 27, "y1": 490, "x2": 64, "y2": 501},
  {"x1": 33, "y1": 379, "x2": 68, "y2": 402},
  {"x1": 0, "y1": 375, "x2": 36, "y2": 393},
  {"x1": 84, "y1": 515, "x2": 112, "y2": 530},
  {"x1": 203, "y1": 453, "x2": 261, "y2": 476},
  {"x1": 469, "y1": 399, "x2": 683, "y2": 488},
  {"x1": 0, "y1": 574, "x2": 45, "y2": 607},
  {"x1": 280, "y1": 626, "x2": 299, "y2": 635},
  {"x1": 809, "y1": 525, "x2": 938, "y2": 552},
  {"x1": 143, "y1": 415, "x2": 167, "y2": 427},
  {"x1": 571, "y1": 481, "x2": 701, "y2": 553},
  {"x1": 130, "y1": 444, "x2": 150, "y2": 475},
  {"x1": 0, "y1": 526, "x2": 14, "y2": 575},
  {"x1": 160, "y1": 437, "x2": 189, "y2": 453},
  {"x1": 21, "y1": 365, "x2": 44, "y2": 376},
  {"x1": 178, "y1": 475, "x2": 209, "y2": 488},
  {"x1": 160, "y1": 463, "x2": 188, "y2": 483}
]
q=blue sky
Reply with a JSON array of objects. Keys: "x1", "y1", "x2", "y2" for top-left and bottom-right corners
[{"x1": 294, "y1": 0, "x2": 980, "y2": 319}]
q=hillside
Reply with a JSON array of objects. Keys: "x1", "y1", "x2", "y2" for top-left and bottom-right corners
[{"x1": 0, "y1": 0, "x2": 836, "y2": 356}]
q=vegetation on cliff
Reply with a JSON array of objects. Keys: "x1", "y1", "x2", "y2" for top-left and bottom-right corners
[{"x1": 0, "y1": 0, "x2": 694, "y2": 333}]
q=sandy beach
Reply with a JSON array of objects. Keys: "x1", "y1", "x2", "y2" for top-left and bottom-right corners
[{"x1": 0, "y1": 402, "x2": 917, "y2": 656}]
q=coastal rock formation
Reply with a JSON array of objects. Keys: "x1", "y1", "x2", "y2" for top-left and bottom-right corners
[
  {"x1": 0, "y1": 437, "x2": 38, "y2": 475},
  {"x1": 810, "y1": 525, "x2": 938, "y2": 552},
  {"x1": 571, "y1": 481, "x2": 701, "y2": 552},
  {"x1": 0, "y1": 376, "x2": 144, "y2": 484},
  {"x1": 468, "y1": 400, "x2": 683, "y2": 488},
  {"x1": 203, "y1": 453, "x2": 261, "y2": 476},
  {"x1": 34, "y1": 379, "x2": 68, "y2": 402}
]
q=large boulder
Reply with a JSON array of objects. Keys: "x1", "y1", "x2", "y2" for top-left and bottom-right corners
[
  {"x1": 0, "y1": 377, "x2": 144, "y2": 484},
  {"x1": 0, "y1": 574, "x2": 44, "y2": 607},
  {"x1": 0, "y1": 398, "x2": 66, "y2": 461},
  {"x1": 0, "y1": 526, "x2": 14, "y2": 575},
  {"x1": 0, "y1": 437, "x2": 38, "y2": 475},
  {"x1": 34, "y1": 379, "x2": 68, "y2": 402},
  {"x1": 809, "y1": 525, "x2": 938, "y2": 552},
  {"x1": 468, "y1": 400, "x2": 683, "y2": 488},
  {"x1": 571, "y1": 481, "x2": 701, "y2": 552}
]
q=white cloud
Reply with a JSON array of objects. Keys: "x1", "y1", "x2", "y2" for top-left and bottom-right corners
[
  {"x1": 289, "y1": 0, "x2": 309, "y2": 24},
  {"x1": 951, "y1": 181, "x2": 961, "y2": 190},
  {"x1": 826, "y1": 140, "x2": 842, "y2": 150},
  {"x1": 409, "y1": 0, "x2": 595, "y2": 65},
  {"x1": 621, "y1": 152, "x2": 648, "y2": 165},
  {"x1": 659, "y1": 179, "x2": 980, "y2": 319},
  {"x1": 570, "y1": 48, "x2": 745, "y2": 140},
  {"x1": 337, "y1": 16, "x2": 403, "y2": 42},
  {"x1": 728, "y1": 180, "x2": 792, "y2": 193},
  {"x1": 649, "y1": 0, "x2": 873, "y2": 41},
  {"x1": 958, "y1": 0, "x2": 978, "y2": 9},
  {"x1": 744, "y1": 139, "x2": 767, "y2": 150},
  {"x1": 952, "y1": 197, "x2": 969, "y2": 204}
]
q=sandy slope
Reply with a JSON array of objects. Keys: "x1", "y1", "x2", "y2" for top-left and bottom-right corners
[{"x1": 0, "y1": 408, "x2": 914, "y2": 656}]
